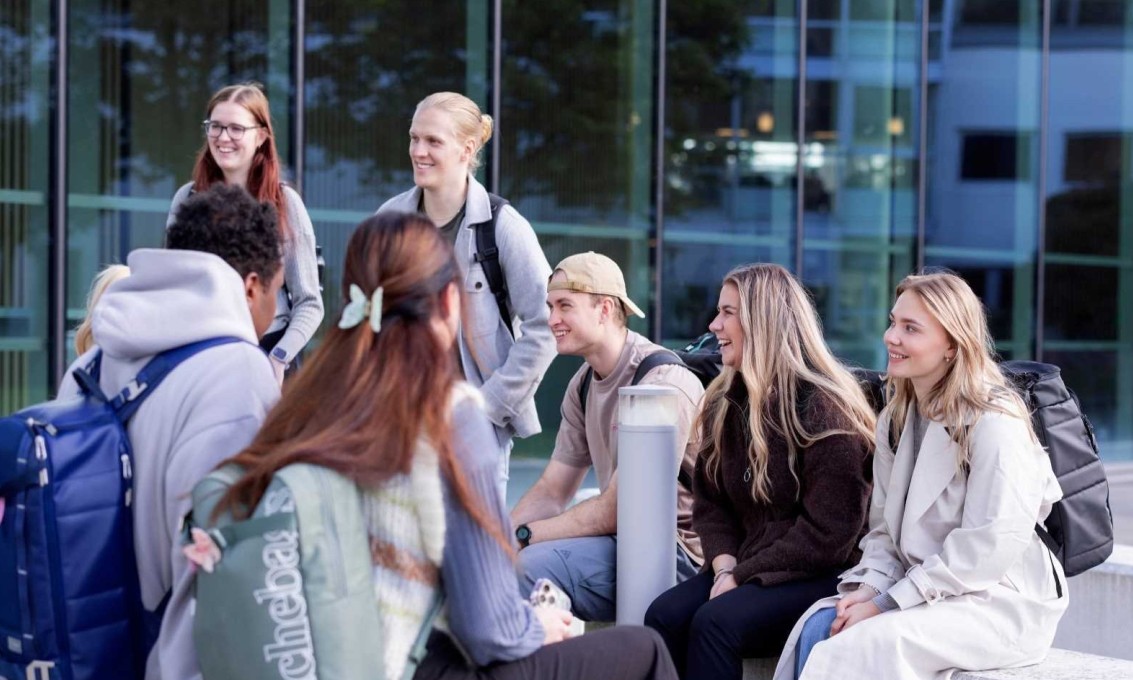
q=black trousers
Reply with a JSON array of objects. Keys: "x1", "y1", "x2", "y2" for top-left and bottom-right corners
[
  {"x1": 644, "y1": 570, "x2": 839, "y2": 680},
  {"x1": 413, "y1": 627, "x2": 677, "y2": 680}
]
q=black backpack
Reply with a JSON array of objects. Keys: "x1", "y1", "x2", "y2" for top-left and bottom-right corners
[
  {"x1": 1002, "y1": 361, "x2": 1113, "y2": 579},
  {"x1": 859, "y1": 361, "x2": 1113, "y2": 580},
  {"x1": 473, "y1": 193, "x2": 514, "y2": 336}
]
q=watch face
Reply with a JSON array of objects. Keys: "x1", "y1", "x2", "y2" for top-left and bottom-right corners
[{"x1": 516, "y1": 525, "x2": 531, "y2": 542}]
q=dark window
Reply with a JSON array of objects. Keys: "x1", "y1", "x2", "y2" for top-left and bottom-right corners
[
  {"x1": 1064, "y1": 133, "x2": 1127, "y2": 184},
  {"x1": 961, "y1": 132, "x2": 1033, "y2": 180}
]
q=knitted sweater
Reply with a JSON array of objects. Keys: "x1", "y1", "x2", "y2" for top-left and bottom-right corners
[
  {"x1": 363, "y1": 425, "x2": 447, "y2": 680},
  {"x1": 362, "y1": 383, "x2": 542, "y2": 677},
  {"x1": 692, "y1": 378, "x2": 873, "y2": 586}
]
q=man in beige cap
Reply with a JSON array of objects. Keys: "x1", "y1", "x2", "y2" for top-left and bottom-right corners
[{"x1": 510, "y1": 251, "x2": 705, "y2": 621}]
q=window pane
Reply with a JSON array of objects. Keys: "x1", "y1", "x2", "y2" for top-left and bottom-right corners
[
  {"x1": 0, "y1": 1, "x2": 51, "y2": 409},
  {"x1": 1044, "y1": 1, "x2": 1133, "y2": 460},
  {"x1": 926, "y1": 1, "x2": 1041, "y2": 359},
  {"x1": 501, "y1": 0, "x2": 656, "y2": 457},
  {"x1": 663, "y1": 0, "x2": 794, "y2": 342},
  {"x1": 802, "y1": 0, "x2": 919, "y2": 371}
]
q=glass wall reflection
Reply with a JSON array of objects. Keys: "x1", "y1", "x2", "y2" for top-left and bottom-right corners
[
  {"x1": 662, "y1": 0, "x2": 794, "y2": 342},
  {"x1": 4, "y1": 0, "x2": 1132, "y2": 462},
  {"x1": 1042, "y1": 0, "x2": 1133, "y2": 460},
  {"x1": 925, "y1": 1, "x2": 1043, "y2": 359},
  {"x1": 65, "y1": 0, "x2": 292, "y2": 365},
  {"x1": 501, "y1": 0, "x2": 657, "y2": 456},
  {"x1": 0, "y1": 1, "x2": 51, "y2": 409}
]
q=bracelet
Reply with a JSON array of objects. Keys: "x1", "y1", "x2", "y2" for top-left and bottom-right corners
[{"x1": 713, "y1": 568, "x2": 734, "y2": 584}]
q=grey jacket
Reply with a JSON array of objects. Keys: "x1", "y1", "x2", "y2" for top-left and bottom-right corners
[
  {"x1": 167, "y1": 182, "x2": 325, "y2": 364},
  {"x1": 377, "y1": 175, "x2": 555, "y2": 439}
]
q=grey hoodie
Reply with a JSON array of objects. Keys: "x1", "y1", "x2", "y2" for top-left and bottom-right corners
[{"x1": 57, "y1": 248, "x2": 280, "y2": 680}]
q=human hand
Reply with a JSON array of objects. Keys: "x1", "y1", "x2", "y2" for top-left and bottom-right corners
[
  {"x1": 709, "y1": 572, "x2": 737, "y2": 599},
  {"x1": 534, "y1": 606, "x2": 576, "y2": 645},
  {"x1": 834, "y1": 585, "x2": 876, "y2": 618},
  {"x1": 830, "y1": 601, "x2": 880, "y2": 636}
]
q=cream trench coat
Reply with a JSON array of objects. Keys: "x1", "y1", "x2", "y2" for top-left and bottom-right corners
[{"x1": 772, "y1": 404, "x2": 1068, "y2": 680}]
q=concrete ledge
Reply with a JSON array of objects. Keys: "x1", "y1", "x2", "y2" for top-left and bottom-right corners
[
  {"x1": 954, "y1": 649, "x2": 1133, "y2": 680},
  {"x1": 1053, "y1": 544, "x2": 1133, "y2": 659},
  {"x1": 742, "y1": 649, "x2": 1133, "y2": 680}
]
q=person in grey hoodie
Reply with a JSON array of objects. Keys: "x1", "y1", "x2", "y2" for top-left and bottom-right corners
[
  {"x1": 377, "y1": 92, "x2": 556, "y2": 501},
  {"x1": 57, "y1": 184, "x2": 284, "y2": 680}
]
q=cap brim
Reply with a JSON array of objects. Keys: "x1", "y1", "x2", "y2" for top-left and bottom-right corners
[{"x1": 623, "y1": 298, "x2": 646, "y2": 318}]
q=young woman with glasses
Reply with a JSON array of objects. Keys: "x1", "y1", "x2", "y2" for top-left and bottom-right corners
[{"x1": 167, "y1": 82, "x2": 323, "y2": 383}]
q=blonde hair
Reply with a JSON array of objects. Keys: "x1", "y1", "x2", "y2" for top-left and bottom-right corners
[
  {"x1": 74, "y1": 264, "x2": 130, "y2": 355},
  {"x1": 698, "y1": 263, "x2": 877, "y2": 503},
  {"x1": 414, "y1": 92, "x2": 494, "y2": 172},
  {"x1": 885, "y1": 271, "x2": 1035, "y2": 470}
]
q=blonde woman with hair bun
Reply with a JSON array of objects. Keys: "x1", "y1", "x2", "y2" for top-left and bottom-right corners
[
  {"x1": 645, "y1": 263, "x2": 876, "y2": 680},
  {"x1": 74, "y1": 263, "x2": 130, "y2": 356},
  {"x1": 377, "y1": 92, "x2": 555, "y2": 502},
  {"x1": 778, "y1": 270, "x2": 1068, "y2": 680}
]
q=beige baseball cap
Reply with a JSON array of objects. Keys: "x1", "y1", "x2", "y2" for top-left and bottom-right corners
[{"x1": 548, "y1": 251, "x2": 645, "y2": 318}]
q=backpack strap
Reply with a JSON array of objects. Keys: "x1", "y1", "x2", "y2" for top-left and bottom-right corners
[
  {"x1": 111, "y1": 337, "x2": 247, "y2": 422},
  {"x1": 577, "y1": 349, "x2": 694, "y2": 489},
  {"x1": 1034, "y1": 524, "x2": 1064, "y2": 598},
  {"x1": 473, "y1": 193, "x2": 513, "y2": 337}
]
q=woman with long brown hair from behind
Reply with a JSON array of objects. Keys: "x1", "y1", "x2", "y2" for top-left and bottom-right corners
[{"x1": 213, "y1": 212, "x2": 677, "y2": 680}]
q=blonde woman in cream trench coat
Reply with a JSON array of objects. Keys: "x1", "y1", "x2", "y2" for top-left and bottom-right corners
[{"x1": 773, "y1": 271, "x2": 1068, "y2": 680}]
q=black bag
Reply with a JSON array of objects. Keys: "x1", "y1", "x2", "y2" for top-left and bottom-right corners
[
  {"x1": 473, "y1": 193, "x2": 513, "y2": 336},
  {"x1": 1000, "y1": 361, "x2": 1114, "y2": 578}
]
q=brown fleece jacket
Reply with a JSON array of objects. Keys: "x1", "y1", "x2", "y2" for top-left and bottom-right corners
[{"x1": 692, "y1": 378, "x2": 872, "y2": 586}]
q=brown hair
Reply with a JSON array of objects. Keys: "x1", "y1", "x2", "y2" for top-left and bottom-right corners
[
  {"x1": 215, "y1": 212, "x2": 510, "y2": 552},
  {"x1": 698, "y1": 263, "x2": 876, "y2": 502},
  {"x1": 191, "y1": 82, "x2": 289, "y2": 240}
]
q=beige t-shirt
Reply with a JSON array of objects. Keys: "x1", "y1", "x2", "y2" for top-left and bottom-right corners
[{"x1": 552, "y1": 330, "x2": 705, "y2": 563}]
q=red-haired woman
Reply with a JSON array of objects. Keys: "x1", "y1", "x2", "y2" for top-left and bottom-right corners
[
  {"x1": 209, "y1": 211, "x2": 676, "y2": 680},
  {"x1": 167, "y1": 82, "x2": 323, "y2": 383}
]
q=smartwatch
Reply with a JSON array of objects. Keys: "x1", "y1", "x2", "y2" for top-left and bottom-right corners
[{"x1": 515, "y1": 524, "x2": 533, "y2": 549}]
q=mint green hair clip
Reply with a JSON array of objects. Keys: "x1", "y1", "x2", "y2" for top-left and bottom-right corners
[{"x1": 338, "y1": 283, "x2": 384, "y2": 333}]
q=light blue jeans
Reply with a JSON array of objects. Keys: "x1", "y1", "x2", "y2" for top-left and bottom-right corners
[
  {"x1": 517, "y1": 535, "x2": 699, "y2": 622},
  {"x1": 795, "y1": 606, "x2": 837, "y2": 678}
]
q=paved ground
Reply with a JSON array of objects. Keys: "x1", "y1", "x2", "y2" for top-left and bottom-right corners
[{"x1": 509, "y1": 458, "x2": 1133, "y2": 547}]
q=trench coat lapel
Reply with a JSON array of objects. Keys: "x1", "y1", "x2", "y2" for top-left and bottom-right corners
[
  {"x1": 901, "y1": 419, "x2": 961, "y2": 524},
  {"x1": 883, "y1": 405, "x2": 917, "y2": 547}
]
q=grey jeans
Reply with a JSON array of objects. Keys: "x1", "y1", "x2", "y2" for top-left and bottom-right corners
[{"x1": 516, "y1": 535, "x2": 699, "y2": 622}]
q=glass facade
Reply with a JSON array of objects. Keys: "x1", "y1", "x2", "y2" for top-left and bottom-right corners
[{"x1": 2, "y1": 0, "x2": 1131, "y2": 462}]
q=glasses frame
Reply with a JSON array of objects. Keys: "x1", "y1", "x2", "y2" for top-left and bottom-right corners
[{"x1": 201, "y1": 119, "x2": 264, "y2": 140}]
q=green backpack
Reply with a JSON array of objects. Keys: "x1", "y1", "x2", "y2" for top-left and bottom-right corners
[{"x1": 185, "y1": 463, "x2": 441, "y2": 680}]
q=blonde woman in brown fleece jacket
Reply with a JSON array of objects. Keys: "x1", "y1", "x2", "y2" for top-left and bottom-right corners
[{"x1": 644, "y1": 263, "x2": 876, "y2": 680}]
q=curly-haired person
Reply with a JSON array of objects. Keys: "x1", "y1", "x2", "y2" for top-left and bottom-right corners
[{"x1": 57, "y1": 182, "x2": 283, "y2": 680}]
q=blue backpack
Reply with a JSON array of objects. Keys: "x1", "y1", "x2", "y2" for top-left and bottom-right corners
[{"x1": 0, "y1": 337, "x2": 242, "y2": 680}]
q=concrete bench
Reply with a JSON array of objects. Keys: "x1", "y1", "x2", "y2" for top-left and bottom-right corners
[{"x1": 742, "y1": 649, "x2": 1133, "y2": 680}]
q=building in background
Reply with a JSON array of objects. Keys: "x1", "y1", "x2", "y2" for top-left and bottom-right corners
[{"x1": 3, "y1": 0, "x2": 1131, "y2": 462}]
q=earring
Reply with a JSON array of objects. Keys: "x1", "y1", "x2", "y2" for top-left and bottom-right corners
[{"x1": 944, "y1": 355, "x2": 952, "y2": 363}]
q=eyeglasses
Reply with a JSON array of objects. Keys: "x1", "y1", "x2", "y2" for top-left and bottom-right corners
[{"x1": 202, "y1": 120, "x2": 262, "y2": 140}]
